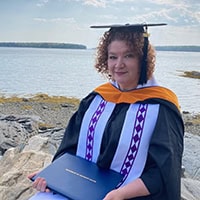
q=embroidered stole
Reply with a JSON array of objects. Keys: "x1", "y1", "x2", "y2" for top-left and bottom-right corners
[{"x1": 76, "y1": 95, "x2": 159, "y2": 186}]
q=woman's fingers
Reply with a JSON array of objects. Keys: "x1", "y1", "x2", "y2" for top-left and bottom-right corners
[
  {"x1": 27, "y1": 171, "x2": 38, "y2": 179},
  {"x1": 37, "y1": 179, "x2": 47, "y2": 192},
  {"x1": 32, "y1": 177, "x2": 47, "y2": 192},
  {"x1": 28, "y1": 171, "x2": 50, "y2": 192},
  {"x1": 45, "y1": 188, "x2": 51, "y2": 193}
]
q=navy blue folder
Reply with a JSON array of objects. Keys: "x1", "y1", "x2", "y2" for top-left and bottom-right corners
[{"x1": 31, "y1": 153, "x2": 123, "y2": 200}]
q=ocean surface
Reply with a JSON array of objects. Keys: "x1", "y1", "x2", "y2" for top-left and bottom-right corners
[{"x1": 0, "y1": 47, "x2": 199, "y2": 113}]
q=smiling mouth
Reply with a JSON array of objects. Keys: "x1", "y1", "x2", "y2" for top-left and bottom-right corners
[{"x1": 115, "y1": 72, "x2": 127, "y2": 75}]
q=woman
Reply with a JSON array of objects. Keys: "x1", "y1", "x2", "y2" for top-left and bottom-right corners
[{"x1": 28, "y1": 23, "x2": 184, "y2": 200}]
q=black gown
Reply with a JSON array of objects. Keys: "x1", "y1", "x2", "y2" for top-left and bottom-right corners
[{"x1": 53, "y1": 83, "x2": 184, "y2": 200}]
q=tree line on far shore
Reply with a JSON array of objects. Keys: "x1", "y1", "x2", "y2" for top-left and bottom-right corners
[
  {"x1": 0, "y1": 42, "x2": 200, "y2": 52},
  {"x1": 155, "y1": 46, "x2": 200, "y2": 52},
  {"x1": 0, "y1": 42, "x2": 86, "y2": 49}
]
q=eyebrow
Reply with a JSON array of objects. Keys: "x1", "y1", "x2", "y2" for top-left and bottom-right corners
[{"x1": 108, "y1": 50, "x2": 134, "y2": 55}]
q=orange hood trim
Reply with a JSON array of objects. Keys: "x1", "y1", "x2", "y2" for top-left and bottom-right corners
[{"x1": 94, "y1": 83, "x2": 180, "y2": 110}]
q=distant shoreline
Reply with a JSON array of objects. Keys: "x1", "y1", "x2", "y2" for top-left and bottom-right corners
[
  {"x1": 0, "y1": 42, "x2": 200, "y2": 52},
  {"x1": 0, "y1": 42, "x2": 87, "y2": 50},
  {"x1": 155, "y1": 46, "x2": 200, "y2": 52}
]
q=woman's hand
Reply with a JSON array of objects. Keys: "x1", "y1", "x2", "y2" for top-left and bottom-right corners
[
  {"x1": 103, "y1": 189, "x2": 124, "y2": 200},
  {"x1": 103, "y1": 178, "x2": 150, "y2": 200},
  {"x1": 28, "y1": 172, "x2": 51, "y2": 193}
]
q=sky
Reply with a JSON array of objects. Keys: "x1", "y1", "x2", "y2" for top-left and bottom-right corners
[{"x1": 0, "y1": 0, "x2": 199, "y2": 48}]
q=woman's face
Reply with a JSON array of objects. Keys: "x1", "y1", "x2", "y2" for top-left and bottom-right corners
[{"x1": 107, "y1": 40, "x2": 140, "y2": 91}]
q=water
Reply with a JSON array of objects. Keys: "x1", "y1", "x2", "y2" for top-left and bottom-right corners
[{"x1": 0, "y1": 47, "x2": 199, "y2": 113}]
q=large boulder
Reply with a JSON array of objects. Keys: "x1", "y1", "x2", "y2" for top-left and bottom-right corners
[
  {"x1": 181, "y1": 178, "x2": 200, "y2": 200},
  {"x1": 182, "y1": 132, "x2": 200, "y2": 181},
  {"x1": 0, "y1": 114, "x2": 65, "y2": 157},
  {"x1": 0, "y1": 115, "x2": 40, "y2": 155},
  {"x1": 0, "y1": 136, "x2": 53, "y2": 200}
]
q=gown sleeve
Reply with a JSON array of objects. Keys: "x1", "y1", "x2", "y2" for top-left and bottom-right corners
[
  {"x1": 52, "y1": 93, "x2": 95, "y2": 161},
  {"x1": 138, "y1": 102, "x2": 184, "y2": 200}
]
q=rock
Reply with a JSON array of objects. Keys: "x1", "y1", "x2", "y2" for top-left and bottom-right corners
[
  {"x1": 22, "y1": 98, "x2": 29, "y2": 102},
  {"x1": 185, "y1": 121, "x2": 193, "y2": 126},
  {"x1": 183, "y1": 111, "x2": 190, "y2": 114},
  {"x1": 23, "y1": 135, "x2": 57, "y2": 155},
  {"x1": 39, "y1": 128, "x2": 64, "y2": 147},
  {"x1": 0, "y1": 114, "x2": 65, "y2": 157},
  {"x1": 0, "y1": 135, "x2": 53, "y2": 200},
  {"x1": 182, "y1": 132, "x2": 200, "y2": 180},
  {"x1": 182, "y1": 71, "x2": 200, "y2": 79},
  {"x1": 60, "y1": 103, "x2": 74, "y2": 108},
  {"x1": 181, "y1": 178, "x2": 200, "y2": 200},
  {"x1": 0, "y1": 115, "x2": 41, "y2": 155},
  {"x1": 42, "y1": 105, "x2": 48, "y2": 109}
]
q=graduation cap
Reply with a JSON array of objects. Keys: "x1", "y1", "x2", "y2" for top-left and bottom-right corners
[
  {"x1": 90, "y1": 23, "x2": 167, "y2": 85},
  {"x1": 90, "y1": 23, "x2": 167, "y2": 29}
]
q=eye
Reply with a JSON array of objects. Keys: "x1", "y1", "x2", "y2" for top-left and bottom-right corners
[
  {"x1": 108, "y1": 55, "x2": 117, "y2": 60},
  {"x1": 125, "y1": 53, "x2": 135, "y2": 58}
]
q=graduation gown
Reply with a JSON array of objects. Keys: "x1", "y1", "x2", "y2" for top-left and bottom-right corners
[{"x1": 53, "y1": 83, "x2": 184, "y2": 200}]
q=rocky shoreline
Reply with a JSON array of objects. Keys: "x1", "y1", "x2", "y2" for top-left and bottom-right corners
[{"x1": 0, "y1": 95, "x2": 200, "y2": 200}]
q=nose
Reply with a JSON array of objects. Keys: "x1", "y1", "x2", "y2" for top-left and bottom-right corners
[{"x1": 115, "y1": 57, "x2": 124, "y2": 68}]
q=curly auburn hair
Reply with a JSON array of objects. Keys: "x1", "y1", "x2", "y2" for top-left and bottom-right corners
[{"x1": 94, "y1": 27, "x2": 156, "y2": 82}]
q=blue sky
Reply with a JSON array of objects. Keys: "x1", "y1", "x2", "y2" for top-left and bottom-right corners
[{"x1": 0, "y1": 0, "x2": 199, "y2": 48}]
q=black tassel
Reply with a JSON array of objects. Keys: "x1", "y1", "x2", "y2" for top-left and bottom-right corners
[{"x1": 138, "y1": 29, "x2": 149, "y2": 85}]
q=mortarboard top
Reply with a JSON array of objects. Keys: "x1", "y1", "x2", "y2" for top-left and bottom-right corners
[{"x1": 90, "y1": 23, "x2": 167, "y2": 30}]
